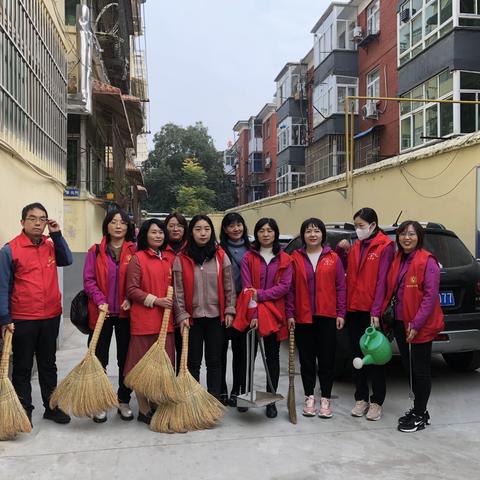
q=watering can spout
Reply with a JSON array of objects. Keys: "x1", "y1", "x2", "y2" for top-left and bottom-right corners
[{"x1": 353, "y1": 354, "x2": 374, "y2": 369}]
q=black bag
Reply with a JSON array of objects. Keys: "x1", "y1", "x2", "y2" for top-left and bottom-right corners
[
  {"x1": 382, "y1": 295, "x2": 396, "y2": 328},
  {"x1": 70, "y1": 244, "x2": 100, "y2": 335},
  {"x1": 70, "y1": 290, "x2": 91, "y2": 335}
]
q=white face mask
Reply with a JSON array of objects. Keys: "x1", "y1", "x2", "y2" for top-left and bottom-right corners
[{"x1": 356, "y1": 223, "x2": 373, "y2": 241}]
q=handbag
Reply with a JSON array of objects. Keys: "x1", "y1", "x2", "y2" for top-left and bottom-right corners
[
  {"x1": 70, "y1": 290, "x2": 91, "y2": 335},
  {"x1": 70, "y1": 244, "x2": 100, "y2": 335},
  {"x1": 381, "y1": 269, "x2": 408, "y2": 332}
]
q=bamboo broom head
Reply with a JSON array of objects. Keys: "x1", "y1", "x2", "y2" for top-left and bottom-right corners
[
  {"x1": 0, "y1": 329, "x2": 32, "y2": 440},
  {"x1": 287, "y1": 328, "x2": 297, "y2": 425},
  {"x1": 151, "y1": 325, "x2": 224, "y2": 433},
  {"x1": 125, "y1": 286, "x2": 180, "y2": 404},
  {"x1": 49, "y1": 308, "x2": 118, "y2": 417}
]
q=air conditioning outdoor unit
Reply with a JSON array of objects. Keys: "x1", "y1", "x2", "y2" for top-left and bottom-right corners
[
  {"x1": 400, "y1": 8, "x2": 410, "y2": 23},
  {"x1": 353, "y1": 26, "x2": 363, "y2": 40},
  {"x1": 265, "y1": 157, "x2": 271, "y2": 169},
  {"x1": 362, "y1": 100, "x2": 378, "y2": 120}
]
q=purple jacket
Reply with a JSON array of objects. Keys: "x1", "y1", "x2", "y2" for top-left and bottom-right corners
[
  {"x1": 394, "y1": 251, "x2": 440, "y2": 331},
  {"x1": 83, "y1": 248, "x2": 122, "y2": 315},
  {"x1": 295, "y1": 246, "x2": 347, "y2": 319},
  {"x1": 240, "y1": 249, "x2": 294, "y2": 318}
]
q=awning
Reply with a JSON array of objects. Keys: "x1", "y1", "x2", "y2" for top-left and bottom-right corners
[{"x1": 354, "y1": 125, "x2": 384, "y2": 140}]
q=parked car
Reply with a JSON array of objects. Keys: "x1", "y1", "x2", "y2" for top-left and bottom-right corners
[{"x1": 285, "y1": 222, "x2": 480, "y2": 374}]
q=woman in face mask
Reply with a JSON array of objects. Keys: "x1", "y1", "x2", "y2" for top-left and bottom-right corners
[{"x1": 337, "y1": 207, "x2": 394, "y2": 422}]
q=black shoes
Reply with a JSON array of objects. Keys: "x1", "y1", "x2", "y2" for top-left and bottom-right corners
[
  {"x1": 266, "y1": 403, "x2": 277, "y2": 418},
  {"x1": 137, "y1": 411, "x2": 153, "y2": 425},
  {"x1": 43, "y1": 407, "x2": 71, "y2": 424},
  {"x1": 228, "y1": 393, "x2": 248, "y2": 413},
  {"x1": 219, "y1": 393, "x2": 229, "y2": 406},
  {"x1": 398, "y1": 411, "x2": 429, "y2": 433}
]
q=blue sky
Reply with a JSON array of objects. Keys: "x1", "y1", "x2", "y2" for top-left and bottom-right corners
[{"x1": 144, "y1": 0, "x2": 331, "y2": 150}]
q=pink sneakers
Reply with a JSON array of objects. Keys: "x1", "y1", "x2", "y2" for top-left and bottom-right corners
[
  {"x1": 318, "y1": 397, "x2": 333, "y2": 418},
  {"x1": 302, "y1": 395, "x2": 316, "y2": 417}
]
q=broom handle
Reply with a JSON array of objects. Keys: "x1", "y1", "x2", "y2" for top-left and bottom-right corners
[
  {"x1": 157, "y1": 286, "x2": 174, "y2": 348},
  {"x1": 0, "y1": 329, "x2": 13, "y2": 379},
  {"x1": 88, "y1": 308, "x2": 108, "y2": 353},
  {"x1": 180, "y1": 325, "x2": 189, "y2": 373},
  {"x1": 288, "y1": 328, "x2": 295, "y2": 383}
]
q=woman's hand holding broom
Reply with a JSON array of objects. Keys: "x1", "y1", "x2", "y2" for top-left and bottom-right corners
[
  {"x1": 250, "y1": 318, "x2": 258, "y2": 329},
  {"x1": 287, "y1": 318, "x2": 295, "y2": 331},
  {"x1": 1, "y1": 323, "x2": 14, "y2": 338},
  {"x1": 225, "y1": 314, "x2": 234, "y2": 328},
  {"x1": 155, "y1": 297, "x2": 173, "y2": 309}
]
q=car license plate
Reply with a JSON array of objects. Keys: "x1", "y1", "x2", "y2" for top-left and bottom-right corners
[{"x1": 439, "y1": 291, "x2": 455, "y2": 306}]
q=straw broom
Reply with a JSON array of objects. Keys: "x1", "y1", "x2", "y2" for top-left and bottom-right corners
[
  {"x1": 287, "y1": 328, "x2": 297, "y2": 424},
  {"x1": 49, "y1": 308, "x2": 118, "y2": 417},
  {"x1": 0, "y1": 329, "x2": 32, "y2": 440},
  {"x1": 151, "y1": 326, "x2": 225, "y2": 433},
  {"x1": 124, "y1": 286, "x2": 180, "y2": 404}
]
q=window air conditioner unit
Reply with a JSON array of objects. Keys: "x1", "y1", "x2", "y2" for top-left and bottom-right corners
[
  {"x1": 265, "y1": 157, "x2": 271, "y2": 169},
  {"x1": 353, "y1": 26, "x2": 363, "y2": 40},
  {"x1": 400, "y1": 8, "x2": 410, "y2": 23},
  {"x1": 362, "y1": 100, "x2": 378, "y2": 120}
]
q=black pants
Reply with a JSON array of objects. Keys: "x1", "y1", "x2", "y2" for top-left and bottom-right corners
[
  {"x1": 88, "y1": 315, "x2": 131, "y2": 403},
  {"x1": 394, "y1": 320, "x2": 432, "y2": 414},
  {"x1": 188, "y1": 317, "x2": 225, "y2": 397},
  {"x1": 254, "y1": 333, "x2": 280, "y2": 393},
  {"x1": 295, "y1": 316, "x2": 337, "y2": 398},
  {"x1": 348, "y1": 311, "x2": 386, "y2": 405},
  {"x1": 175, "y1": 327, "x2": 183, "y2": 374},
  {"x1": 220, "y1": 327, "x2": 247, "y2": 396},
  {"x1": 12, "y1": 316, "x2": 61, "y2": 412}
]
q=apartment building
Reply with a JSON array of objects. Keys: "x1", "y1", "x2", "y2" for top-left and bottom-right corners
[
  {"x1": 233, "y1": 120, "x2": 249, "y2": 205},
  {"x1": 0, "y1": 0, "x2": 68, "y2": 244},
  {"x1": 354, "y1": 0, "x2": 399, "y2": 166},
  {"x1": 306, "y1": 3, "x2": 359, "y2": 183},
  {"x1": 256, "y1": 103, "x2": 277, "y2": 198}
]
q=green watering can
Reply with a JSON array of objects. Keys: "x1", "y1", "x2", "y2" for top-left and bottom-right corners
[{"x1": 353, "y1": 326, "x2": 392, "y2": 369}]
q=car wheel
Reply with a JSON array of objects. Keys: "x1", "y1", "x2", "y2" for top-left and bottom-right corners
[{"x1": 442, "y1": 351, "x2": 480, "y2": 372}]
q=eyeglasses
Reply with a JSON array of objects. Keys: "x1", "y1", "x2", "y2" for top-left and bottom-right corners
[
  {"x1": 399, "y1": 231, "x2": 418, "y2": 238},
  {"x1": 109, "y1": 221, "x2": 128, "y2": 227},
  {"x1": 168, "y1": 224, "x2": 184, "y2": 230},
  {"x1": 25, "y1": 216, "x2": 47, "y2": 223}
]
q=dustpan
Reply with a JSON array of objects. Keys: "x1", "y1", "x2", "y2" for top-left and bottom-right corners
[{"x1": 236, "y1": 328, "x2": 283, "y2": 408}]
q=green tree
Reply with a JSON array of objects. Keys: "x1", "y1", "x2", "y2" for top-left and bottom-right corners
[
  {"x1": 144, "y1": 122, "x2": 236, "y2": 212},
  {"x1": 175, "y1": 158, "x2": 215, "y2": 216}
]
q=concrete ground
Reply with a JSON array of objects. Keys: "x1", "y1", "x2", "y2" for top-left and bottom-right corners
[{"x1": 1, "y1": 320, "x2": 480, "y2": 480}]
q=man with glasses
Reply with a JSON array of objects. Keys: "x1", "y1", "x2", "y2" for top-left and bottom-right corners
[{"x1": 0, "y1": 202, "x2": 73, "y2": 425}]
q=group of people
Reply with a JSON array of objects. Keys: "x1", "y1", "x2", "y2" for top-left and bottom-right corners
[{"x1": 0, "y1": 202, "x2": 444, "y2": 434}]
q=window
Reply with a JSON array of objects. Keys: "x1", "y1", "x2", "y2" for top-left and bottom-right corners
[
  {"x1": 460, "y1": 71, "x2": 480, "y2": 133},
  {"x1": 459, "y1": 0, "x2": 480, "y2": 25},
  {"x1": 65, "y1": 1, "x2": 79, "y2": 26},
  {"x1": 249, "y1": 153, "x2": 263, "y2": 173},
  {"x1": 400, "y1": 70, "x2": 454, "y2": 151},
  {"x1": 398, "y1": 0, "x2": 453, "y2": 66},
  {"x1": 306, "y1": 134, "x2": 346, "y2": 183},
  {"x1": 276, "y1": 165, "x2": 305, "y2": 194},
  {"x1": 367, "y1": 69, "x2": 380, "y2": 99},
  {"x1": 367, "y1": 0, "x2": 380, "y2": 34}
]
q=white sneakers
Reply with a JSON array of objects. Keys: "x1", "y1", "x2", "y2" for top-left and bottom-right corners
[{"x1": 351, "y1": 400, "x2": 383, "y2": 421}]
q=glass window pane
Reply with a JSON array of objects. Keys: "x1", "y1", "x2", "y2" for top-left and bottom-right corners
[
  {"x1": 401, "y1": 117, "x2": 411, "y2": 150},
  {"x1": 460, "y1": 0, "x2": 475, "y2": 14},
  {"x1": 461, "y1": 71, "x2": 480, "y2": 89},
  {"x1": 413, "y1": 111, "x2": 424, "y2": 146},
  {"x1": 337, "y1": 21, "x2": 346, "y2": 49},
  {"x1": 425, "y1": 3, "x2": 438, "y2": 35},
  {"x1": 401, "y1": 94, "x2": 412, "y2": 114},
  {"x1": 439, "y1": 70, "x2": 453, "y2": 96},
  {"x1": 460, "y1": 92, "x2": 476, "y2": 133},
  {"x1": 426, "y1": 106, "x2": 438, "y2": 137},
  {"x1": 412, "y1": 15, "x2": 423, "y2": 46},
  {"x1": 412, "y1": 85, "x2": 423, "y2": 110},
  {"x1": 399, "y1": 24, "x2": 410, "y2": 54},
  {"x1": 426, "y1": 77, "x2": 438, "y2": 98},
  {"x1": 440, "y1": 0, "x2": 452, "y2": 23},
  {"x1": 337, "y1": 86, "x2": 346, "y2": 112},
  {"x1": 440, "y1": 100, "x2": 453, "y2": 136},
  {"x1": 459, "y1": 18, "x2": 480, "y2": 26},
  {"x1": 412, "y1": 0, "x2": 422, "y2": 14}
]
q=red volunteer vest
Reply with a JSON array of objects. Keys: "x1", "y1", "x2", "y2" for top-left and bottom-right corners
[
  {"x1": 382, "y1": 249, "x2": 444, "y2": 344},
  {"x1": 163, "y1": 241, "x2": 186, "y2": 266},
  {"x1": 292, "y1": 249, "x2": 338, "y2": 322},
  {"x1": 9, "y1": 232, "x2": 62, "y2": 320},
  {"x1": 245, "y1": 250, "x2": 292, "y2": 341},
  {"x1": 347, "y1": 231, "x2": 393, "y2": 313},
  {"x1": 87, "y1": 237, "x2": 136, "y2": 329},
  {"x1": 129, "y1": 250, "x2": 174, "y2": 335},
  {"x1": 179, "y1": 247, "x2": 226, "y2": 323}
]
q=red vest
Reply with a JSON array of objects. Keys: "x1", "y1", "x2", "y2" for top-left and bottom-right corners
[
  {"x1": 292, "y1": 249, "x2": 338, "y2": 322},
  {"x1": 245, "y1": 250, "x2": 292, "y2": 341},
  {"x1": 9, "y1": 232, "x2": 62, "y2": 320},
  {"x1": 129, "y1": 250, "x2": 174, "y2": 335},
  {"x1": 87, "y1": 237, "x2": 136, "y2": 329},
  {"x1": 347, "y1": 232, "x2": 393, "y2": 312},
  {"x1": 163, "y1": 242, "x2": 186, "y2": 266},
  {"x1": 179, "y1": 248, "x2": 226, "y2": 323},
  {"x1": 382, "y1": 249, "x2": 444, "y2": 344}
]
